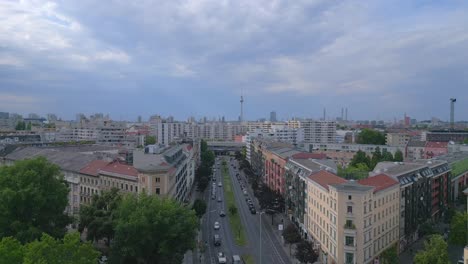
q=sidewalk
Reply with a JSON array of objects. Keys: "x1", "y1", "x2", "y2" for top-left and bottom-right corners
[{"x1": 183, "y1": 185, "x2": 205, "y2": 264}]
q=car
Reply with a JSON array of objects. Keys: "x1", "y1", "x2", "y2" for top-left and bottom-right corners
[
  {"x1": 232, "y1": 255, "x2": 242, "y2": 264},
  {"x1": 219, "y1": 210, "x2": 226, "y2": 217},
  {"x1": 213, "y1": 234, "x2": 221, "y2": 246},
  {"x1": 243, "y1": 190, "x2": 248, "y2": 196},
  {"x1": 212, "y1": 195, "x2": 216, "y2": 200},
  {"x1": 217, "y1": 252, "x2": 227, "y2": 264},
  {"x1": 214, "y1": 221, "x2": 220, "y2": 230},
  {"x1": 250, "y1": 208, "x2": 256, "y2": 214},
  {"x1": 218, "y1": 197, "x2": 222, "y2": 202},
  {"x1": 218, "y1": 182, "x2": 222, "y2": 187},
  {"x1": 457, "y1": 258, "x2": 464, "y2": 264}
]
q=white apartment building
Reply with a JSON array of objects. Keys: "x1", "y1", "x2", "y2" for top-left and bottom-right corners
[
  {"x1": 305, "y1": 171, "x2": 400, "y2": 264},
  {"x1": 386, "y1": 133, "x2": 410, "y2": 147},
  {"x1": 301, "y1": 120, "x2": 337, "y2": 144}
]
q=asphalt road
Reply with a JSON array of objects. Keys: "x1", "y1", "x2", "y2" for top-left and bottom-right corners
[{"x1": 201, "y1": 156, "x2": 291, "y2": 264}]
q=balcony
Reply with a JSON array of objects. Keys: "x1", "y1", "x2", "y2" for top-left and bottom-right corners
[{"x1": 344, "y1": 223, "x2": 356, "y2": 230}]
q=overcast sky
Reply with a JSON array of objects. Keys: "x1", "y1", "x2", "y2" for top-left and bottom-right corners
[{"x1": 1, "y1": 0, "x2": 468, "y2": 121}]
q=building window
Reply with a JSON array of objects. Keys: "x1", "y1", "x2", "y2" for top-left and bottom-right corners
[
  {"x1": 156, "y1": 177, "x2": 161, "y2": 183},
  {"x1": 345, "y1": 236, "x2": 354, "y2": 246},
  {"x1": 347, "y1": 206, "x2": 353, "y2": 214},
  {"x1": 156, "y1": 188, "x2": 160, "y2": 195},
  {"x1": 348, "y1": 195, "x2": 352, "y2": 200},
  {"x1": 345, "y1": 252, "x2": 354, "y2": 264}
]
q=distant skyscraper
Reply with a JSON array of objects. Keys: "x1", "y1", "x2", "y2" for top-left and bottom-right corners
[
  {"x1": 240, "y1": 93, "x2": 244, "y2": 122},
  {"x1": 270, "y1": 111, "x2": 277, "y2": 122},
  {"x1": 137, "y1": 115, "x2": 142, "y2": 123}
]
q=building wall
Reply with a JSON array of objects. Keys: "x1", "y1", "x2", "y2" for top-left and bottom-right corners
[
  {"x1": 264, "y1": 150, "x2": 287, "y2": 195},
  {"x1": 305, "y1": 180, "x2": 399, "y2": 264},
  {"x1": 386, "y1": 133, "x2": 410, "y2": 147}
]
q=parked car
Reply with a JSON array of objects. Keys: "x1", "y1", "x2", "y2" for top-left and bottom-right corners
[
  {"x1": 220, "y1": 210, "x2": 226, "y2": 217},
  {"x1": 250, "y1": 208, "x2": 256, "y2": 214},
  {"x1": 218, "y1": 197, "x2": 222, "y2": 203},
  {"x1": 214, "y1": 221, "x2": 220, "y2": 230},
  {"x1": 232, "y1": 255, "x2": 242, "y2": 264},
  {"x1": 218, "y1": 182, "x2": 222, "y2": 187}
]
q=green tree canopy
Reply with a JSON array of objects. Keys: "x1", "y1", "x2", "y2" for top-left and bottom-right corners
[
  {"x1": 380, "y1": 244, "x2": 398, "y2": 264},
  {"x1": 449, "y1": 212, "x2": 467, "y2": 246},
  {"x1": 394, "y1": 149, "x2": 404, "y2": 162},
  {"x1": 229, "y1": 204, "x2": 238, "y2": 216},
  {"x1": 192, "y1": 199, "x2": 207, "y2": 218},
  {"x1": 0, "y1": 157, "x2": 70, "y2": 243},
  {"x1": 357, "y1": 129, "x2": 386, "y2": 145},
  {"x1": 144, "y1": 135, "x2": 156, "y2": 145},
  {"x1": 349, "y1": 150, "x2": 370, "y2": 168},
  {"x1": 371, "y1": 147, "x2": 382, "y2": 169},
  {"x1": 110, "y1": 193, "x2": 198, "y2": 263},
  {"x1": 79, "y1": 188, "x2": 122, "y2": 245},
  {"x1": 282, "y1": 224, "x2": 301, "y2": 255},
  {"x1": 413, "y1": 235, "x2": 450, "y2": 264},
  {"x1": 294, "y1": 240, "x2": 318, "y2": 264},
  {"x1": 382, "y1": 149, "x2": 394, "y2": 161},
  {"x1": 0, "y1": 232, "x2": 100, "y2": 264}
]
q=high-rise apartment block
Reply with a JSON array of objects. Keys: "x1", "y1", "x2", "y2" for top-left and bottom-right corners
[{"x1": 301, "y1": 120, "x2": 337, "y2": 143}]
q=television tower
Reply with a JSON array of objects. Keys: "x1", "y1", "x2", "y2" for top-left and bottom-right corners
[{"x1": 240, "y1": 91, "x2": 244, "y2": 122}]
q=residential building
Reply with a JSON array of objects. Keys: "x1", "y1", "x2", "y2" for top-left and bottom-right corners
[
  {"x1": 270, "y1": 111, "x2": 277, "y2": 122},
  {"x1": 285, "y1": 156, "x2": 336, "y2": 236},
  {"x1": 386, "y1": 133, "x2": 410, "y2": 147},
  {"x1": 405, "y1": 140, "x2": 426, "y2": 160},
  {"x1": 426, "y1": 130, "x2": 468, "y2": 143},
  {"x1": 371, "y1": 160, "x2": 450, "y2": 250},
  {"x1": 304, "y1": 171, "x2": 400, "y2": 264},
  {"x1": 424, "y1": 141, "x2": 448, "y2": 159},
  {"x1": 435, "y1": 152, "x2": 468, "y2": 202},
  {"x1": 133, "y1": 144, "x2": 194, "y2": 202},
  {"x1": 301, "y1": 120, "x2": 337, "y2": 144}
]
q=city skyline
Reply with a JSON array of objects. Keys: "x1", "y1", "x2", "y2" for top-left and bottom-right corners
[{"x1": 1, "y1": 1, "x2": 468, "y2": 121}]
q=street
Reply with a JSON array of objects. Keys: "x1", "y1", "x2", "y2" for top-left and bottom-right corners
[{"x1": 200, "y1": 156, "x2": 291, "y2": 264}]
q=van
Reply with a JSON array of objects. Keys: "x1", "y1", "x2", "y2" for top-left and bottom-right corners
[{"x1": 232, "y1": 255, "x2": 242, "y2": 264}]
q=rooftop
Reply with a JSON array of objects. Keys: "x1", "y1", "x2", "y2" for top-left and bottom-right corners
[
  {"x1": 4, "y1": 147, "x2": 98, "y2": 172},
  {"x1": 407, "y1": 140, "x2": 426, "y2": 147},
  {"x1": 426, "y1": 141, "x2": 448, "y2": 149},
  {"x1": 373, "y1": 161, "x2": 426, "y2": 177},
  {"x1": 79, "y1": 160, "x2": 110, "y2": 176},
  {"x1": 308, "y1": 170, "x2": 347, "y2": 191},
  {"x1": 100, "y1": 161, "x2": 138, "y2": 177},
  {"x1": 358, "y1": 174, "x2": 399, "y2": 193},
  {"x1": 292, "y1": 152, "x2": 327, "y2": 160}
]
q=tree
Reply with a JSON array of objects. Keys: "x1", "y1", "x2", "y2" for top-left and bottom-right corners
[
  {"x1": 380, "y1": 244, "x2": 398, "y2": 264},
  {"x1": 110, "y1": 193, "x2": 198, "y2": 263},
  {"x1": 229, "y1": 204, "x2": 238, "y2": 216},
  {"x1": 282, "y1": 224, "x2": 301, "y2": 255},
  {"x1": 15, "y1": 121, "x2": 25, "y2": 130},
  {"x1": 0, "y1": 237, "x2": 24, "y2": 264},
  {"x1": 192, "y1": 199, "x2": 207, "y2": 218},
  {"x1": 0, "y1": 157, "x2": 70, "y2": 243},
  {"x1": 413, "y1": 235, "x2": 450, "y2": 264},
  {"x1": 144, "y1": 135, "x2": 156, "y2": 145},
  {"x1": 449, "y1": 212, "x2": 467, "y2": 246},
  {"x1": 79, "y1": 188, "x2": 122, "y2": 246},
  {"x1": 382, "y1": 149, "x2": 394, "y2": 161},
  {"x1": 26, "y1": 122, "x2": 32, "y2": 131},
  {"x1": 394, "y1": 149, "x2": 404, "y2": 162},
  {"x1": 349, "y1": 150, "x2": 370, "y2": 168},
  {"x1": 0, "y1": 232, "x2": 100, "y2": 264},
  {"x1": 357, "y1": 128, "x2": 386, "y2": 145},
  {"x1": 294, "y1": 240, "x2": 318, "y2": 264},
  {"x1": 371, "y1": 147, "x2": 382, "y2": 169}
]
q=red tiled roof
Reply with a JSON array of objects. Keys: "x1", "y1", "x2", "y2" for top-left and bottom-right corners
[
  {"x1": 292, "y1": 152, "x2": 327, "y2": 160},
  {"x1": 79, "y1": 160, "x2": 110, "y2": 176},
  {"x1": 186, "y1": 145, "x2": 193, "y2": 151},
  {"x1": 358, "y1": 174, "x2": 399, "y2": 193},
  {"x1": 426, "y1": 141, "x2": 448, "y2": 149},
  {"x1": 308, "y1": 170, "x2": 347, "y2": 190},
  {"x1": 100, "y1": 161, "x2": 138, "y2": 177}
]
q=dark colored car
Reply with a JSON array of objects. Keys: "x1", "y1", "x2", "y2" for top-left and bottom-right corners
[
  {"x1": 220, "y1": 210, "x2": 226, "y2": 217},
  {"x1": 213, "y1": 234, "x2": 221, "y2": 246}
]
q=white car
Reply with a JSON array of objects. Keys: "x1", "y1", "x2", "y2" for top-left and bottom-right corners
[
  {"x1": 214, "y1": 221, "x2": 220, "y2": 230},
  {"x1": 218, "y1": 252, "x2": 227, "y2": 264}
]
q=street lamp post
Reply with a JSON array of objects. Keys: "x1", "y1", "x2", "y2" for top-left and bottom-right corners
[{"x1": 259, "y1": 211, "x2": 265, "y2": 264}]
